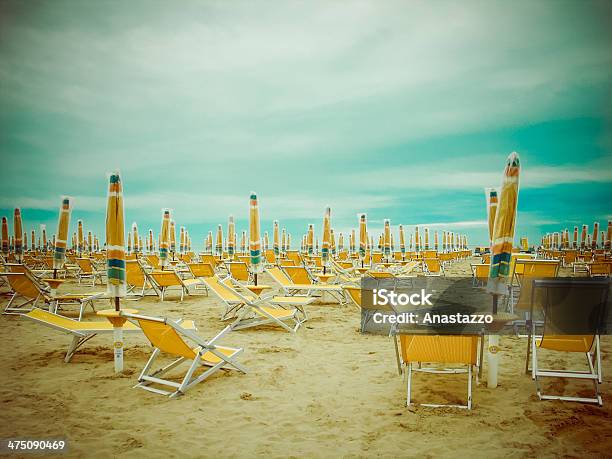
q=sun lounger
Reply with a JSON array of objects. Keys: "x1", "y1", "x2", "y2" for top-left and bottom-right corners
[
  {"x1": 267, "y1": 266, "x2": 347, "y2": 304},
  {"x1": 148, "y1": 270, "x2": 206, "y2": 301},
  {"x1": 121, "y1": 311, "x2": 246, "y2": 397}
]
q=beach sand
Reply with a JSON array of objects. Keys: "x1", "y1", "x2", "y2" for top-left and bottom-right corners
[{"x1": 1, "y1": 258, "x2": 611, "y2": 458}]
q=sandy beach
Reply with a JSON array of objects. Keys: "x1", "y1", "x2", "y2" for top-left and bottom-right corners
[{"x1": 1, "y1": 258, "x2": 610, "y2": 458}]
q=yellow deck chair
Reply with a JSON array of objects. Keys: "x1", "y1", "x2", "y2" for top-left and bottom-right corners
[
  {"x1": 470, "y1": 263, "x2": 490, "y2": 287},
  {"x1": 122, "y1": 312, "x2": 246, "y2": 398},
  {"x1": 200, "y1": 254, "x2": 219, "y2": 270},
  {"x1": 422, "y1": 258, "x2": 444, "y2": 276},
  {"x1": 267, "y1": 266, "x2": 346, "y2": 304},
  {"x1": 225, "y1": 261, "x2": 251, "y2": 283},
  {"x1": 527, "y1": 279, "x2": 609, "y2": 405},
  {"x1": 588, "y1": 262, "x2": 611, "y2": 277},
  {"x1": 148, "y1": 270, "x2": 205, "y2": 301},
  {"x1": 510, "y1": 259, "x2": 560, "y2": 316},
  {"x1": 264, "y1": 249, "x2": 276, "y2": 264},
  {"x1": 75, "y1": 258, "x2": 104, "y2": 286},
  {"x1": 126, "y1": 260, "x2": 157, "y2": 298},
  {"x1": 285, "y1": 250, "x2": 302, "y2": 266},
  {"x1": 343, "y1": 285, "x2": 361, "y2": 310},
  {"x1": 187, "y1": 262, "x2": 215, "y2": 279},
  {"x1": 283, "y1": 266, "x2": 316, "y2": 284},
  {"x1": 146, "y1": 254, "x2": 160, "y2": 269},
  {"x1": 399, "y1": 335, "x2": 480, "y2": 409},
  {"x1": 2, "y1": 270, "x2": 104, "y2": 319}
]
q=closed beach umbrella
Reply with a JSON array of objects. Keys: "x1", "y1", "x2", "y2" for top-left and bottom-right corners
[
  {"x1": 330, "y1": 228, "x2": 336, "y2": 257},
  {"x1": 321, "y1": 207, "x2": 331, "y2": 272},
  {"x1": 179, "y1": 226, "x2": 185, "y2": 254},
  {"x1": 227, "y1": 216, "x2": 235, "y2": 259},
  {"x1": 383, "y1": 219, "x2": 391, "y2": 260},
  {"x1": 249, "y1": 192, "x2": 263, "y2": 283},
  {"x1": 398, "y1": 224, "x2": 406, "y2": 259},
  {"x1": 169, "y1": 220, "x2": 177, "y2": 257},
  {"x1": 215, "y1": 224, "x2": 223, "y2": 258},
  {"x1": 606, "y1": 220, "x2": 612, "y2": 251},
  {"x1": 273, "y1": 220, "x2": 280, "y2": 259},
  {"x1": 358, "y1": 214, "x2": 367, "y2": 264},
  {"x1": 415, "y1": 226, "x2": 420, "y2": 252},
  {"x1": 87, "y1": 231, "x2": 92, "y2": 254},
  {"x1": 148, "y1": 229, "x2": 154, "y2": 253},
  {"x1": 592, "y1": 222, "x2": 599, "y2": 249},
  {"x1": 281, "y1": 228, "x2": 287, "y2": 255},
  {"x1": 573, "y1": 226, "x2": 578, "y2": 249},
  {"x1": 206, "y1": 231, "x2": 213, "y2": 254},
  {"x1": 486, "y1": 188, "x2": 499, "y2": 246},
  {"x1": 31, "y1": 229, "x2": 35, "y2": 252},
  {"x1": 486, "y1": 152, "x2": 520, "y2": 389},
  {"x1": 307, "y1": 224, "x2": 314, "y2": 256},
  {"x1": 338, "y1": 232, "x2": 344, "y2": 252},
  {"x1": 434, "y1": 231, "x2": 439, "y2": 252},
  {"x1": 241, "y1": 230, "x2": 247, "y2": 255},
  {"x1": 264, "y1": 231, "x2": 269, "y2": 253},
  {"x1": 127, "y1": 232, "x2": 132, "y2": 255},
  {"x1": 13, "y1": 209, "x2": 23, "y2": 262},
  {"x1": 53, "y1": 197, "x2": 71, "y2": 275},
  {"x1": 132, "y1": 223, "x2": 139, "y2": 255},
  {"x1": 24, "y1": 231, "x2": 28, "y2": 252},
  {"x1": 105, "y1": 172, "x2": 127, "y2": 373},
  {"x1": 581, "y1": 225, "x2": 587, "y2": 250},
  {"x1": 424, "y1": 228, "x2": 429, "y2": 250},
  {"x1": 351, "y1": 229, "x2": 356, "y2": 255},
  {"x1": 159, "y1": 209, "x2": 171, "y2": 268},
  {"x1": 41, "y1": 225, "x2": 47, "y2": 253},
  {"x1": 77, "y1": 220, "x2": 84, "y2": 256}
]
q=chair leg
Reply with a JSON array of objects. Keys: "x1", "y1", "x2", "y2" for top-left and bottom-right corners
[{"x1": 406, "y1": 363, "x2": 412, "y2": 407}]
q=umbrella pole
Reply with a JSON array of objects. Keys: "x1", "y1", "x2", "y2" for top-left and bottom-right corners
[
  {"x1": 487, "y1": 294, "x2": 500, "y2": 388},
  {"x1": 254, "y1": 273, "x2": 258, "y2": 286},
  {"x1": 53, "y1": 268, "x2": 57, "y2": 280},
  {"x1": 114, "y1": 297, "x2": 123, "y2": 373}
]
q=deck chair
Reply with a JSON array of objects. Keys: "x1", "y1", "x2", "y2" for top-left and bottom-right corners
[
  {"x1": 145, "y1": 254, "x2": 160, "y2": 269},
  {"x1": 285, "y1": 250, "x2": 303, "y2": 266},
  {"x1": 126, "y1": 260, "x2": 157, "y2": 298},
  {"x1": 588, "y1": 262, "x2": 611, "y2": 277},
  {"x1": 470, "y1": 263, "x2": 490, "y2": 287},
  {"x1": 200, "y1": 254, "x2": 219, "y2": 270},
  {"x1": 509, "y1": 259, "x2": 560, "y2": 317},
  {"x1": 204, "y1": 275, "x2": 312, "y2": 327},
  {"x1": 122, "y1": 312, "x2": 246, "y2": 398},
  {"x1": 423, "y1": 258, "x2": 444, "y2": 276},
  {"x1": 527, "y1": 278, "x2": 609, "y2": 405},
  {"x1": 2, "y1": 272, "x2": 104, "y2": 319},
  {"x1": 148, "y1": 270, "x2": 206, "y2": 301},
  {"x1": 267, "y1": 266, "x2": 346, "y2": 304},
  {"x1": 343, "y1": 285, "x2": 361, "y2": 310},
  {"x1": 75, "y1": 258, "x2": 105, "y2": 286},
  {"x1": 225, "y1": 261, "x2": 251, "y2": 283},
  {"x1": 21, "y1": 308, "x2": 191, "y2": 362},
  {"x1": 399, "y1": 335, "x2": 480, "y2": 409}
]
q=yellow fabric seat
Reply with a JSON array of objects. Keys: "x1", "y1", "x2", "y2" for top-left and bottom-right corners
[{"x1": 536, "y1": 335, "x2": 594, "y2": 353}]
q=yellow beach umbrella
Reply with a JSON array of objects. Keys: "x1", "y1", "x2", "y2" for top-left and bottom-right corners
[
  {"x1": 350, "y1": 229, "x2": 356, "y2": 255},
  {"x1": 307, "y1": 224, "x2": 314, "y2": 256},
  {"x1": 592, "y1": 222, "x2": 599, "y2": 249},
  {"x1": 486, "y1": 188, "x2": 499, "y2": 246},
  {"x1": 130, "y1": 223, "x2": 138, "y2": 255},
  {"x1": 434, "y1": 231, "x2": 439, "y2": 252},
  {"x1": 215, "y1": 224, "x2": 223, "y2": 259},
  {"x1": 41, "y1": 225, "x2": 47, "y2": 253},
  {"x1": 383, "y1": 219, "x2": 391, "y2": 260},
  {"x1": 606, "y1": 220, "x2": 611, "y2": 251},
  {"x1": 13, "y1": 208, "x2": 23, "y2": 262},
  {"x1": 398, "y1": 224, "x2": 406, "y2": 259},
  {"x1": 321, "y1": 207, "x2": 331, "y2": 272},
  {"x1": 573, "y1": 226, "x2": 578, "y2": 249},
  {"x1": 179, "y1": 226, "x2": 185, "y2": 254},
  {"x1": 169, "y1": 220, "x2": 176, "y2": 257},
  {"x1": 424, "y1": 228, "x2": 429, "y2": 250},
  {"x1": 127, "y1": 231, "x2": 132, "y2": 255},
  {"x1": 264, "y1": 231, "x2": 269, "y2": 253},
  {"x1": 581, "y1": 224, "x2": 587, "y2": 250},
  {"x1": 249, "y1": 192, "x2": 263, "y2": 283},
  {"x1": 77, "y1": 220, "x2": 84, "y2": 255},
  {"x1": 273, "y1": 220, "x2": 280, "y2": 260},
  {"x1": 53, "y1": 197, "x2": 71, "y2": 275},
  {"x1": 31, "y1": 229, "x2": 35, "y2": 252},
  {"x1": 281, "y1": 228, "x2": 287, "y2": 255},
  {"x1": 415, "y1": 226, "x2": 420, "y2": 252},
  {"x1": 148, "y1": 229, "x2": 154, "y2": 253},
  {"x1": 358, "y1": 214, "x2": 367, "y2": 265},
  {"x1": 24, "y1": 231, "x2": 28, "y2": 252},
  {"x1": 331, "y1": 228, "x2": 336, "y2": 257},
  {"x1": 159, "y1": 209, "x2": 171, "y2": 268},
  {"x1": 240, "y1": 230, "x2": 246, "y2": 255},
  {"x1": 87, "y1": 231, "x2": 92, "y2": 254},
  {"x1": 227, "y1": 216, "x2": 236, "y2": 259},
  {"x1": 486, "y1": 152, "x2": 520, "y2": 389},
  {"x1": 338, "y1": 232, "x2": 344, "y2": 252}
]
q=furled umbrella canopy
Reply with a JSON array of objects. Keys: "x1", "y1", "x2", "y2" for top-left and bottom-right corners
[
  {"x1": 415, "y1": 226, "x2": 420, "y2": 252},
  {"x1": 106, "y1": 172, "x2": 126, "y2": 303},
  {"x1": 77, "y1": 220, "x2": 84, "y2": 255},
  {"x1": 424, "y1": 228, "x2": 429, "y2": 250},
  {"x1": 179, "y1": 226, "x2": 185, "y2": 254},
  {"x1": 13, "y1": 209, "x2": 23, "y2": 261},
  {"x1": 358, "y1": 214, "x2": 367, "y2": 262},
  {"x1": 383, "y1": 219, "x2": 391, "y2": 260},
  {"x1": 606, "y1": 220, "x2": 612, "y2": 251},
  {"x1": 41, "y1": 225, "x2": 47, "y2": 253},
  {"x1": 321, "y1": 207, "x2": 331, "y2": 270},
  {"x1": 307, "y1": 224, "x2": 314, "y2": 256},
  {"x1": 169, "y1": 220, "x2": 177, "y2": 255},
  {"x1": 249, "y1": 192, "x2": 263, "y2": 282},
  {"x1": 215, "y1": 224, "x2": 223, "y2": 258},
  {"x1": 132, "y1": 223, "x2": 139, "y2": 255},
  {"x1": 227, "y1": 216, "x2": 235, "y2": 259},
  {"x1": 592, "y1": 222, "x2": 599, "y2": 249},
  {"x1": 581, "y1": 224, "x2": 587, "y2": 250},
  {"x1": 573, "y1": 226, "x2": 578, "y2": 249},
  {"x1": 434, "y1": 231, "x2": 439, "y2": 251},
  {"x1": 53, "y1": 197, "x2": 71, "y2": 272},
  {"x1": 273, "y1": 220, "x2": 280, "y2": 259},
  {"x1": 159, "y1": 209, "x2": 171, "y2": 268},
  {"x1": 486, "y1": 188, "x2": 499, "y2": 245}
]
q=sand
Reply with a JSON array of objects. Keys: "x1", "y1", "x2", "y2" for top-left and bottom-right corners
[{"x1": 1, "y1": 258, "x2": 611, "y2": 458}]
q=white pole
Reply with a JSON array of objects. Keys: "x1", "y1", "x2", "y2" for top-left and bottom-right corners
[
  {"x1": 487, "y1": 334, "x2": 499, "y2": 388},
  {"x1": 113, "y1": 326, "x2": 124, "y2": 373}
]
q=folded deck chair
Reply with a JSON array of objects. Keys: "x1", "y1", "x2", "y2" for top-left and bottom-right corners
[
  {"x1": 2, "y1": 272, "x2": 104, "y2": 319},
  {"x1": 122, "y1": 312, "x2": 246, "y2": 397},
  {"x1": 399, "y1": 335, "x2": 480, "y2": 409},
  {"x1": 527, "y1": 278, "x2": 609, "y2": 405},
  {"x1": 204, "y1": 275, "x2": 312, "y2": 330},
  {"x1": 267, "y1": 266, "x2": 347, "y2": 304},
  {"x1": 148, "y1": 270, "x2": 205, "y2": 301}
]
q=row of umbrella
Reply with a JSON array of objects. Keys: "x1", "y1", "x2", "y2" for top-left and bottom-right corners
[{"x1": 541, "y1": 221, "x2": 612, "y2": 251}]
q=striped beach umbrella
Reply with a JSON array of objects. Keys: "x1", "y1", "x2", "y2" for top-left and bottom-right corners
[
  {"x1": 415, "y1": 226, "x2": 420, "y2": 252},
  {"x1": 249, "y1": 192, "x2": 263, "y2": 283},
  {"x1": 227, "y1": 216, "x2": 236, "y2": 259},
  {"x1": 205, "y1": 231, "x2": 212, "y2": 254},
  {"x1": 330, "y1": 229, "x2": 336, "y2": 257},
  {"x1": 31, "y1": 229, "x2": 35, "y2": 252},
  {"x1": 169, "y1": 220, "x2": 177, "y2": 257},
  {"x1": 264, "y1": 231, "x2": 269, "y2": 253},
  {"x1": 282, "y1": 228, "x2": 287, "y2": 255},
  {"x1": 488, "y1": 152, "x2": 520, "y2": 298},
  {"x1": 148, "y1": 229, "x2": 154, "y2": 253},
  {"x1": 581, "y1": 224, "x2": 587, "y2": 250},
  {"x1": 53, "y1": 197, "x2": 71, "y2": 274},
  {"x1": 606, "y1": 220, "x2": 611, "y2": 251},
  {"x1": 434, "y1": 231, "x2": 439, "y2": 251},
  {"x1": 13, "y1": 209, "x2": 23, "y2": 261},
  {"x1": 358, "y1": 214, "x2": 367, "y2": 264},
  {"x1": 338, "y1": 232, "x2": 344, "y2": 252},
  {"x1": 41, "y1": 225, "x2": 47, "y2": 253},
  {"x1": 240, "y1": 230, "x2": 247, "y2": 255},
  {"x1": 424, "y1": 228, "x2": 430, "y2": 250},
  {"x1": 350, "y1": 229, "x2": 356, "y2": 255},
  {"x1": 486, "y1": 152, "x2": 520, "y2": 390},
  {"x1": 316, "y1": 237, "x2": 319, "y2": 255},
  {"x1": 215, "y1": 224, "x2": 223, "y2": 258},
  {"x1": 179, "y1": 226, "x2": 185, "y2": 254},
  {"x1": 383, "y1": 219, "x2": 391, "y2": 260},
  {"x1": 159, "y1": 209, "x2": 171, "y2": 268},
  {"x1": 127, "y1": 232, "x2": 132, "y2": 255},
  {"x1": 573, "y1": 226, "x2": 578, "y2": 249},
  {"x1": 307, "y1": 224, "x2": 314, "y2": 256},
  {"x1": 398, "y1": 224, "x2": 406, "y2": 259},
  {"x1": 486, "y1": 188, "x2": 499, "y2": 246},
  {"x1": 133, "y1": 223, "x2": 140, "y2": 255},
  {"x1": 23, "y1": 231, "x2": 28, "y2": 252},
  {"x1": 592, "y1": 222, "x2": 599, "y2": 249},
  {"x1": 77, "y1": 220, "x2": 84, "y2": 255},
  {"x1": 321, "y1": 207, "x2": 331, "y2": 272},
  {"x1": 87, "y1": 231, "x2": 93, "y2": 254},
  {"x1": 273, "y1": 220, "x2": 280, "y2": 260},
  {"x1": 71, "y1": 232, "x2": 76, "y2": 252}
]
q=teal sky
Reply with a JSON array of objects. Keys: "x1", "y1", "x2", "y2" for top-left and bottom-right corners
[{"x1": 1, "y1": 0, "x2": 611, "y2": 249}]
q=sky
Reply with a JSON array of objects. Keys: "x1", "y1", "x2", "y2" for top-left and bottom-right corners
[{"x1": 0, "y1": 0, "x2": 611, "y2": 249}]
